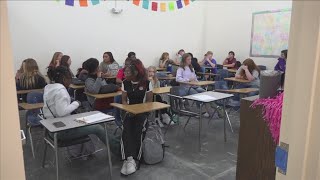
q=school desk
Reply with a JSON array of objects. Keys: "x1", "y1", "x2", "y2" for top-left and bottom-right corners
[
  {"x1": 16, "y1": 89, "x2": 43, "y2": 95},
  {"x1": 19, "y1": 102, "x2": 44, "y2": 110},
  {"x1": 157, "y1": 76, "x2": 176, "y2": 80},
  {"x1": 215, "y1": 88, "x2": 259, "y2": 94},
  {"x1": 152, "y1": 86, "x2": 172, "y2": 95},
  {"x1": 110, "y1": 102, "x2": 170, "y2": 115},
  {"x1": 84, "y1": 91, "x2": 122, "y2": 109},
  {"x1": 156, "y1": 67, "x2": 166, "y2": 71},
  {"x1": 224, "y1": 77, "x2": 250, "y2": 83},
  {"x1": 227, "y1": 69, "x2": 237, "y2": 74},
  {"x1": 69, "y1": 84, "x2": 85, "y2": 100}
]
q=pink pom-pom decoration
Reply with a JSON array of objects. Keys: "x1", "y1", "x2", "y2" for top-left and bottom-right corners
[{"x1": 250, "y1": 93, "x2": 284, "y2": 144}]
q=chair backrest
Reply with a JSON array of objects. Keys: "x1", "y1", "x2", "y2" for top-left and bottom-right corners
[
  {"x1": 235, "y1": 61, "x2": 242, "y2": 69},
  {"x1": 258, "y1": 65, "x2": 267, "y2": 71},
  {"x1": 27, "y1": 92, "x2": 44, "y2": 104},
  {"x1": 216, "y1": 69, "x2": 229, "y2": 81},
  {"x1": 168, "y1": 86, "x2": 185, "y2": 114},
  {"x1": 216, "y1": 64, "x2": 223, "y2": 69},
  {"x1": 26, "y1": 92, "x2": 44, "y2": 126}
]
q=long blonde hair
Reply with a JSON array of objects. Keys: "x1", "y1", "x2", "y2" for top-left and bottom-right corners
[
  {"x1": 19, "y1": 58, "x2": 44, "y2": 89},
  {"x1": 49, "y1": 52, "x2": 62, "y2": 67},
  {"x1": 160, "y1": 52, "x2": 169, "y2": 61},
  {"x1": 148, "y1": 66, "x2": 159, "y2": 88}
]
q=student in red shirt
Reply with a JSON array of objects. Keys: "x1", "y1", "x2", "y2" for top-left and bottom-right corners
[{"x1": 223, "y1": 51, "x2": 237, "y2": 69}]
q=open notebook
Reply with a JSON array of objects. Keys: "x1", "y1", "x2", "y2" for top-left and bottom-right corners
[{"x1": 75, "y1": 113, "x2": 114, "y2": 124}]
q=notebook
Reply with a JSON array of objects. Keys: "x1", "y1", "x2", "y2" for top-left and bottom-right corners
[{"x1": 75, "y1": 113, "x2": 114, "y2": 124}]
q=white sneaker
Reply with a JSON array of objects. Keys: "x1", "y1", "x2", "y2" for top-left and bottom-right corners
[
  {"x1": 162, "y1": 114, "x2": 174, "y2": 125},
  {"x1": 126, "y1": 156, "x2": 137, "y2": 175},
  {"x1": 121, "y1": 160, "x2": 128, "y2": 175},
  {"x1": 203, "y1": 112, "x2": 210, "y2": 118}
]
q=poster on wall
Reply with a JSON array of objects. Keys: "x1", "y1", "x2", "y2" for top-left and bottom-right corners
[{"x1": 250, "y1": 9, "x2": 291, "y2": 58}]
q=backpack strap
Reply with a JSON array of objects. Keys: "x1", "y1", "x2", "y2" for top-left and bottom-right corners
[{"x1": 45, "y1": 101, "x2": 56, "y2": 118}]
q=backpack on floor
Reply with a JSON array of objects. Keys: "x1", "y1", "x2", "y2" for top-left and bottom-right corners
[{"x1": 142, "y1": 122, "x2": 165, "y2": 165}]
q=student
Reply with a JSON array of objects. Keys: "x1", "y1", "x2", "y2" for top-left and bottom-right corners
[
  {"x1": 223, "y1": 51, "x2": 237, "y2": 69},
  {"x1": 147, "y1": 66, "x2": 172, "y2": 125},
  {"x1": 47, "y1": 52, "x2": 63, "y2": 81},
  {"x1": 128, "y1": 52, "x2": 136, "y2": 59},
  {"x1": 189, "y1": 53, "x2": 202, "y2": 73},
  {"x1": 84, "y1": 58, "x2": 108, "y2": 105},
  {"x1": 174, "y1": 49, "x2": 185, "y2": 65},
  {"x1": 99, "y1": 52, "x2": 120, "y2": 77},
  {"x1": 231, "y1": 58, "x2": 260, "y2": 104},
  {"x1": 60, "y1": 55, "x2": 74, "y2": 77},
  {"x1": 42, "y1": 66, "x2": 107, "y2": 144},
  {"x1": 15, "y1": 59, "x2": 26, "y2": 81},
  {"x1": 17, "y1": 58, "x2": 47, "y2": 90},
  {"x1": 76, "y1": 60, "x2": 89, "y2": 82},
  {"x1": 199, "y1": 51, "x2": 217, "y2": 74},
  {"x1": 121, "y1": 59, "x2": 153, "y2": 176},
  {"x1": 176, "y1": 53, "x2": 210, "y2": 117},
  {"x1": 275, "y1": 49, "x2": 288, "y2": 88},
  {"x1": 159, "y1": 52, "x2": 173, "y2": 68},
  {"x1": 116, "y1": 57, "x2": 134, "y2": 85}
]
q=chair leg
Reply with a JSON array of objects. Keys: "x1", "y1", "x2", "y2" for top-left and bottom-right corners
[
  {"x1": 183, "y1": 117, "x2": 192, "y2": 130},
  {"x1": 28, "y1": 126, "x2": 35, "y2": 159},
  {"x1": 208, "y1": 109, "x2": 217, "y2": 125},
  {"x1": 225, "y1": 110, "x2": 234, "y2": 133},
  {"x1": 42, "y1": 141, "x2": 48, "y2": 168}
]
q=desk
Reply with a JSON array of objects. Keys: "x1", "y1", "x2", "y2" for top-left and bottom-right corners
[
  {"x1": 227, "y1": 69, "x2": 237, "y2": 74},
  {"x1": 40, "y1": 111, "x2": 114, "y2": 180},
  {"x1": 184, "y1": 91, "x2": 233, "y2": 151},
  {"x1": 105, "y1": 76, "x2": 117, "y2": 79},
  {"x1": 215, "y1": 88, "x2": 259, "y2": 94},
  {"x1": 69, "y1": 84, "x2": 85, "y2": 100},
  {"x1": 158, "y1": 76, "x2": 176, "y2": 80},
  {"x1": 224, "y1": 77, "x2": 250, "y2": 83},
  {"x1": 179, "y1": 80, "x2": 215, "y2": 86},
  {"x1": 156, "y1": 67, "x2": 166, "y2": 71},
  {"x1": 17, "y1": 89, "x2": 43, "y2": 95},
  {"x1": 19, "y1": 103, "x2": 44, "y2": 110},
  {"x1": 152, "y1": 87, "x2": 171, "y2": 95},
  {"x1": 111, "y1": 102, "x2": 170, "y2": 115},
  {"x1": 157, "y1": 71, "x2": 171, "y2": 74},
  {"x1": 85, "y1": 91, "x2": 122, "y2": 109}
]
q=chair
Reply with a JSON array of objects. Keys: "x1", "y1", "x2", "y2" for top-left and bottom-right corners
[
  {"x1": 26, "y1": 92, "x2": 44, "y2": 158},
  {"x1": 165, "y1": 86, "x2": 201, "y2": 134},
  {"x1": 216, "y1": 69, "x2": 229, "y2": 81},
  {"x1": 216, "y1": 64, "x2": 224, "y2": 69},
  {"x1": 258, "y1": 65, "x2": 267, "y2": 71}
]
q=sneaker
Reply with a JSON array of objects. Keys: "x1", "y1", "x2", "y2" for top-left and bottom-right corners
[
  {"x1": 162, "y1": 114, "x2": 174, "y2": 125},
  {"x1": 203, "y1": 112, "x2": 210, "y2": 118},
  {"x1": 121, "y1": 160, "x2": 128, "y2": 175},
  {"x1": 126, "y1": 156, "x2": 137, "y2": 175}
]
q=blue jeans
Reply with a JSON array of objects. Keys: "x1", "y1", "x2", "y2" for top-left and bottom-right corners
[
  {"x1": 233, "y1": 84, "x2": 259, "y2": 101},
  {"x1": 114, "y1": 95, "x2": 122, "y2": 126}
]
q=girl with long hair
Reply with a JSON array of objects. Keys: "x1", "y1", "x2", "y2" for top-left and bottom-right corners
[
  {"x1": 60, "y1": 55, "x2": 74, "y2": 77},
  {"x1": 100, "y1": 52, "x2": 119, "y2": 77},
  {"x1": 47, "y1": 52, "x2": 63, "y2": 81},
  {"x1": 18, "y1": 58, "x2": 47, "y2": 90}
]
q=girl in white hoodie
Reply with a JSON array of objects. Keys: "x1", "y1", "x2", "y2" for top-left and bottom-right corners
[{"x1": 42, "y1": 66, "x2": 107, "y2": 143}]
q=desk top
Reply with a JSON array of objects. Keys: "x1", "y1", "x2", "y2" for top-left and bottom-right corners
[
  {"x1": 69, "y1": 84, "x2": 85, "y2": 89},
  {"x1": 157, "y1": 71, "x2": 171, "y2": 74},
  {"x1": 111, "y1": 102, "x2": 170, "y2": 115},
  {"x1": 179, "y1": 80, "x2": 215, "y2": 86},
  {"x1": 19, "y1": 103, "x2": 44, "y2": 110},
  {"x1": 215, "y1": 88, "x2": 259, "y2": 94},
  {"x1": 202, "y1": 66, "x2": 213, "y2": 69},
  {"x1": 196, "y1": 72, "x2": 218, "y2": 76},
  {"x1": 158, "y1": 76, "x2": 176, "y2": 80},
  {"x1": 153, "y1": 86, "x2": 171, "y2": 94},
  {"x1": 227, "y1": 69, "x2": 237, "y2": 73},
  {"x1": 84, "y1": 91, "x2": 122, "y2": 99},
  {"x1": 184, "y1": 91, "x2": 233, "y2": 103},
  {"x1": 17, "y1": 89, "x2": 43, "y2": 95},
  {"x1": 40, "y1": 111, "x2": 114, "y2": 133},
  {"x1": 156, "y1": 67, "x2": 166, "y2": 71},
  {"x1": 224, "y1": 77, "x2": 250, "y2": 83},
  {"x1": 105, "y1": 76, "x2": 117, "y2": 79}
]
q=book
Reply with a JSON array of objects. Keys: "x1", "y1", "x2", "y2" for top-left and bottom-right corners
[{"x1": 75, "y1": 113, "x2": 114, "y2": 124}]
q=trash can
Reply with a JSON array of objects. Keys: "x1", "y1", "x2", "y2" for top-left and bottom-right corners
[{"x1": 259, "y1": 70, "x2": 282, "y2": 98}]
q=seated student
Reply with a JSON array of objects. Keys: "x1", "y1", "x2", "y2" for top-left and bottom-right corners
[
  {"x1": 42, "y1": 66, "x2": 107, "y2": 144},
  {"x1": 128, "y1": 51, "x2": 136, "y2": 59},
  {"x1": 17, "y1": 58, "x2": 47, "y2": 91},
  {"x1": 120, "y1": 59, "x2": 153, "y2": 176},
  {"x1": 84, "y1": 58, "x2": 108, "y2": 105},
  {"x1": 116, "y1": 57, "x2": 134, "y2": 85},
  {"x1": 47, "y1": 52, "x2": 63, "y2": 82},
  {"x1": 76, "y1": 60, "x2": 89, "y2": 82},
  {"x1": 223, "y1": 51, "x2": 237, "y2": 69},
  {"x1": 147, "y1": 66, "x2": 172, "y2": 125},
  {"x1": 199, "y1": 51, "x2": 217, "y2": 74},
  {"x1": 173, "y1": 49, "x2": 185, "y2": 65},
  {"x1": 275, "y1": 49, "x2": 288, "y2": 87},
  {"x1": 176, "y1": 53, "x2": 210, "y2": 117},
  {"x1": 60, "y1": 55, "x2": 74, "y2": 77},
  {"x1": 99, "y1": 52, "x2": 120, "y2": 77},
  {"x1": 230, "y1": 58, "x2": 260, "y2": 104},
  {"x1": 15, "y1": 59, "x2": 26, "y2": 81},
  {"x1": 189, "y1": 53, "x2": 202, "y2": 73}
]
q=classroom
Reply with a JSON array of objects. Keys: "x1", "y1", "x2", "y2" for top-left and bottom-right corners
[{"x1": 1, "y1": 1, "x2": 320, "y2": 180}]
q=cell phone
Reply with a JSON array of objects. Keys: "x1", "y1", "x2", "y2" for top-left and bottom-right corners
[{"x1": 52, "y1": 121, "x2": 66, "y2": 128}]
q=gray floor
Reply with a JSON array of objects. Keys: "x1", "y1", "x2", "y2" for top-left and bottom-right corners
[{"x1": 20, "y1": 107, "x2": 240, "y2": 180}]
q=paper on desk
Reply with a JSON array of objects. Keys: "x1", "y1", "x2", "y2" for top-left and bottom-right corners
[
  {"x1": 191, "y1": 94, "x2": 217, "y2": 101},
  {"x1": 75, "y1": 113, "x2": 114, "y2": 124}
]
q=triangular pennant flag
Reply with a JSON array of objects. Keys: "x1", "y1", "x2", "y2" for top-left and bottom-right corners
[
  {"x1": 79, "y1": 0, "x2": 88, "y2": 7},
  {"x1": 133, "y1": 0, "x2": 140, "y2": 6},
  {"x1": 152, "y1": 2, "x2": 158, "y2": 11},
  {"x1": 160, "y1": 3, "x2": 166, "y2": 12},
  {"x1": 65, "y1": 0, "x2": 74, "y2": 6}
]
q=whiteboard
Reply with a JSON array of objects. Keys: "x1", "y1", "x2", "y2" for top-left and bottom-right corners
[{"x1": 250, "y1": 9, "x2": 291, "y2": 58}]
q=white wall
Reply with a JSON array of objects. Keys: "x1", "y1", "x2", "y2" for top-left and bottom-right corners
[{"x1": 7, "y1": 1, "x2": 291, "y2": 74}]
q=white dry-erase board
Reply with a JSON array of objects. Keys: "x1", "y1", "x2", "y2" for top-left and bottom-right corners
[{"x1": 250, "y1": 9, "x2": 291, "y2": 58}]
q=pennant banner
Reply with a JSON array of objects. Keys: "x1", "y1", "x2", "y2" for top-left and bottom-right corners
[
  {"x1": 60, "y1": 0, "x2": 100, "y2": 7},
  {"x1": 132, "y1": 0, "x2": 195, "y2": 12}
]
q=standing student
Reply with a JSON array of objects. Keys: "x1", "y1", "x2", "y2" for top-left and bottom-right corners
[
  {"x1": 60, "y1": 55, "x2": 74, "y2": 77},
  {"x1": 174, "y1": 49, "x2": 185, "y2": 65},
  {"x1": 176, "y1": 53, "x2": 210, "y2": 117},
  {"x1": 47, "y1": 52, "x2": 63, "y2": 81},
  {"x1": 223, "y1": 51, "x2": 237, "y2": 69},
  {"x1": 99, "y1": 52, "x2": 120, "y2": 77},
  {"x1": 199, "y1": 51, "x2": 217, "y2": 74},
  {"x1": 42, "y1": 66, "x2": 107, "y2": 144},
  {"x1": 148, "y1": 66, "x2": 172, "y2": 125},
  {"x1": 120, "y1": 59, "x2": 153, "y2": 176},
  {"x1": 275, "y1": 49, "x2": 288, "y2": 88}
]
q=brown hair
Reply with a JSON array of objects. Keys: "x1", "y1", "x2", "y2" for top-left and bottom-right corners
[
  {"x1": 19, "y1": 58, "x2": 44, "y2": 89},
  {"x1": 148, "y1": 66, "x2": 159, "y2": 88},
  {"x1": 60, "y1": 55, "x2": 70, "y2": 68},
  {"x1": 206, "y1": 51, "x2": 213, "y2": 56},
  {"x1": 49, "y1": 52, "x2": 62, "y2": 67},
  {"x1": 180, "y1": 53, "x2": 194, "y2": 72},
  {"x1": 240, "y1": 58, "x2": 260, "y2": 79},
  {"x1": 160, "y1": 52, "x2": 169, "y2": 61}
]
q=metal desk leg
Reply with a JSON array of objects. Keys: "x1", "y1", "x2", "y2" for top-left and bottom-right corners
[
  {"x1": 222, "y1": 100, "x2": 227, "y2": 142},
  {"x1": 54, "y1": 133, "x2": 59, "y2": 180},
  {"x1": 198, "y1": 103, "x2": 203, "y2": 152},
  {"x1": 104, "y1": 123, "x2": 113, "y2": 180}
]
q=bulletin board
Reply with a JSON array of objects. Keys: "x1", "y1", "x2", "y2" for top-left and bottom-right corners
[{"x1": 250, "y1": 9, "x2": 291, "y2": 58}]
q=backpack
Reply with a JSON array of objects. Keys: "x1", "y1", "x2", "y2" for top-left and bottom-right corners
[{"x1": 142, "y1": 122, "x2": 165, "y2": 165}]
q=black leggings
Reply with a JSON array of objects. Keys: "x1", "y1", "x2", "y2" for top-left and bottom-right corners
[{"x1": 121, "y1": 113, "x2": 148, "y2": 160}]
